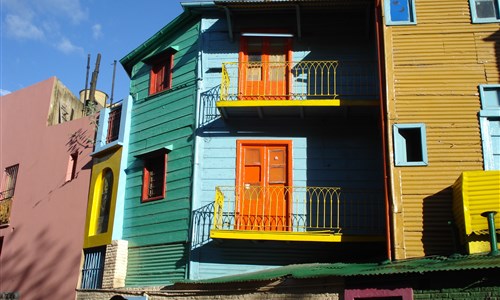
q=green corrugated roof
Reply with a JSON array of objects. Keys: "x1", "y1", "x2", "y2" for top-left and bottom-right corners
[{"x1": 177, "y1": 254, "x2": 500, "y2": 284}]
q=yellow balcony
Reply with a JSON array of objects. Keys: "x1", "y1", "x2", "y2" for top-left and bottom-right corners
[
  {"x1": 210, "y1": 186, "x2": 385, "y2": 243},
  {"x1": 453, "y1": 170, "x2": 500, "y2": 254},
  {"x1": 0, "y1": 197, "x2": 13, "y2": 226},
  {"x1": 218, "y1": 60, "x2": 379, "y2": 118}
]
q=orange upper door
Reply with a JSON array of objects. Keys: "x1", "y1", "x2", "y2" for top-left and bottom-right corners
[
  {"x1": 239, "y1": 36, "x2": 292, "y2": 100},
  {"x1": 236, "y1": 141, "x2": 292, "y2": 231}
]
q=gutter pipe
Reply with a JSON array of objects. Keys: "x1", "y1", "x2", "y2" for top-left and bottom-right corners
[{"x1": 375, "y1": 0, "x2": 393, "y2": 261}]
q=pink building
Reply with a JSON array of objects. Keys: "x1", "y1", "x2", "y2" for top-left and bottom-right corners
[{"x1": 0, "y1": 77, "x2": 96, "y2": 299}]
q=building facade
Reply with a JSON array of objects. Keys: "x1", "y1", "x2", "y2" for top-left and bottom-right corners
[
  {"x1": 382, "y1": 0, "x2": 500, "y2": 259},
  {"x1": 0, "y1": 77, "x2": 95, "y2": 299},
  {"x1": 77, "y1": 0, "x2": 500, "y2": 298}
]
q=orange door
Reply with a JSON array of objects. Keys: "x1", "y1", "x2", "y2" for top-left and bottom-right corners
[
  {"x1": 239, "y1": 37, "x2": 291, "y2": 100},
  {"x1": 236, "y1": 141, "x2": 291, "y2": 231}
]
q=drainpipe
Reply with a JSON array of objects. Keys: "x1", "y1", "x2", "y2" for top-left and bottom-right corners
[
  {"x1": 374, "y1": 0, "x2": 393, "y2": 261},
  {"x1": 481, "y1": 211, "x2": 499, "y2": 256}
]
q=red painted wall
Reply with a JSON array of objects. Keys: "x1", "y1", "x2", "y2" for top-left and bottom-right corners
[{"x1": 0, "y1": 77, "x2": 95, "y2": 299}]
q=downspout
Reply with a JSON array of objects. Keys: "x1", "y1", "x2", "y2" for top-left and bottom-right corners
[
  {"x1": 375, "y1": 0, "x2": 393, "y2": 261},
  {"x1": 188, "y1": 19, "x2": 204, "y2": 280},
  {"x1": 223, "y1": 6, "x2": 234, "y2": 42}
]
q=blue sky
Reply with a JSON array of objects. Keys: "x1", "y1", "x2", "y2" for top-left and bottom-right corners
[{"x1": 1, "y1": 0, "x2": 190, "y2": 101}]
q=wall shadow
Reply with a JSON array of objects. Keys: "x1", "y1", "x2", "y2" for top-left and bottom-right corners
[{"x1": 422, "y1": 187, "x2": 458, "y2": 256}]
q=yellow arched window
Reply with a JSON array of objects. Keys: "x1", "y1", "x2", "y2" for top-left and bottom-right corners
[{"x1": 94, "y1": 168, "x2": 113, "y2": 235}]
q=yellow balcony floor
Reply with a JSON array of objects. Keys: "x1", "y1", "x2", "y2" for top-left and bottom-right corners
[{"x1": 210, "y1": 229, "x2": 385, "y2": 243}]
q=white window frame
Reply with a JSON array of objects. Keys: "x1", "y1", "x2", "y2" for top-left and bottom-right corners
[
  {"x1": 384, "y1": 0, "x2": 417, "y2": 25},
  {"x1": 393, "y1": 123, "x2": 428, "y2": 166},
  {"x1": 478, "y1": 84, "x2": 500, "y2": 170},
  {"x1": 470, "y1": 0, "x2": 500, "y2": 23}
]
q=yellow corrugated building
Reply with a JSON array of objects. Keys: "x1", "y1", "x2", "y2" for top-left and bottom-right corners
[{"x1": 382, "y1": 0, "x2": 500, "y2": 259}]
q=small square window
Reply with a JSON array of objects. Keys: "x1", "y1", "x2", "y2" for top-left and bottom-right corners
[
  {"x1": 470, "y1": 0, "x2": 500, "y2": 23},
  {"x1": 149, "y1": 54, "x2": 174, "y2": 95},
  {"x1": 393, "y1": 124, "x2": 428, "y2": 166},
  {"x1": 385, "y1": 0, "x2": 417, "y2": 25},
  {"x1": 141, "y1": 152, "x2": 167, "y2": 202}
]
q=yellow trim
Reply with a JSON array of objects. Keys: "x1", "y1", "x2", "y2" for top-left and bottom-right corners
[
  {"x1": 217, "y1": 100, "x2": 340, "y2": 107},
  {"x1": 210, "y1": 229, "x2": 385, "y2": 243},
  {"x1": 83, "y1": 147, "x2": 122, "y2": 248},
  {"x1": 216, "y1": 99, "x2": 379, "y2": 108}
]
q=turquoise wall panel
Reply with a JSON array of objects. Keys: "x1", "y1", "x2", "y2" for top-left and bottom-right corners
[
  {"x1": 126, "y1": 243, "x2": 188, "y2": 286},
  {"x1": 123, "y1": 19, "x2": 200, "y2": 248}
]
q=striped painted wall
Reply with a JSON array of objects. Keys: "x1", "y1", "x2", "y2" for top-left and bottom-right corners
[
  {"x1": 383, "y1": 0, "x2": 500, "y2": 259},
  {"x1": 190, "y1": 12, "x2": 385, "y2": 279},
  {"x1": 122, "y1": 17, "x2": 200, "y2": 284},
  {"x1": 125, "y1": 243, "x2": 188, "y2": 287}
]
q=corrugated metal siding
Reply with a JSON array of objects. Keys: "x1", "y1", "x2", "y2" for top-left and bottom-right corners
[
  {"x1": 123, "y1": 20, "x2": 200, "y2": 247},
  {"x1": 453, "y1": 170, "x2": 500, "y2": 236},
  {"x1": 126, "y1": 243, "x2": 188, "y2": 287},
  {"x1": 384, "y1": 0, "x2": 500, "y2": 258}
]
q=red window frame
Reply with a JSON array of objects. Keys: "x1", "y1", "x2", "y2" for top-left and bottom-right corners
[
  {"x1": 141, "y1": 152, "x2": 167, "y2": 202},
  {"x1": 149, "y1": 53, "x2": 174, "y2": 95}
]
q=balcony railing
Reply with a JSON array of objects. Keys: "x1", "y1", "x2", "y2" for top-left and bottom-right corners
[
  {"x1": 220, "y1": 60, "x2": 378, "y2": 102},
  {"x1": 106, "y1": 106, "x2": 121, "y2": 144},
  {"x1": 211, "y1": 186, "x2": 385, "y2": 242},
  {"x1": 0, "y1": 197, "x2": 13, "y2": 226}
]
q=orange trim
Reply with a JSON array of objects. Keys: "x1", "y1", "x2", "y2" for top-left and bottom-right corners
[
  {"x1": 238, "y1": 36, "x2": 292, "y2": 100},
  {"x1": 236, "y1": 140, "x2": 293, "y2": 230},
  {"x1": 375, "y1": 0, "x2": 392, "y2": 261},
  {"x1": 236, "y1": 140, "x2": 293, "y2": 188}
]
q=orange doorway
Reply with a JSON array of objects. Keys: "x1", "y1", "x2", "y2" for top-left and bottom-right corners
[
  {"x1": 236, "y1": 140, "x2": 292, "y2": 231},
  {"x1": 238, "y1": 36, "x2": 292, "y2": 100}
]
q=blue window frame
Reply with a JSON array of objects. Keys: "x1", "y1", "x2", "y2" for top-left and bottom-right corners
[
  {"x1": 470, "y1": 0, "x2": 500, "y2": 23},
  {"x1": 393, "y1": 123, "x2": 428, "y2": 166},
  {"x1": 478, "y1": 84, "x2": 500, "y2": 170},
  {"x1": 385, "y1": 0, "x2": 417, "y2": 25}
]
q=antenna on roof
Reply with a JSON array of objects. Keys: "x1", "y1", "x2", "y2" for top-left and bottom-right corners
[
  {"x1": 84, "y1": 54, "x2": 91, "y2": 104},
  {"x1": 110, "y1": 60, "x2": 117, "y2": 107}
]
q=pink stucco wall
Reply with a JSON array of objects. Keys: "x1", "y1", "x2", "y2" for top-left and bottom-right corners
[{"x1": 0, "y1": 77, "x2": 95, "y2": 299}]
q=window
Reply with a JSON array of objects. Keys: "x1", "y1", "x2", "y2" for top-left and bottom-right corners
[
  {"x1": 81, "y1": 246, "x2": 106, "y2": 289},
  {"x1": 479, "y1": 84, "x2": 500, "y2": 170},
  {"x1": 1, "y1": 164, "x2": 19, "y2": 200},
  {"x1": 470, "y1": 0, "x2": 500, "y2": 23},
  {"x1": 149, "y1": 53, "x2": 174, "y2": 95},
  {"x1": 66, "y1": 152, "x2": 78, "y2": 181},
  {"x1": 142, "y1": 151, "x2": 167, "y2": 202},
  {"x1": 95, "y1": 169, "x2": 113, "y2": 234},
  {"x1": 384, "y1": 0, "x2": 417, "y2": 25},
  {"x1": 393, "y1": 123, "x2": 428, "y2": 166},
  {"x1": 239, "y1": 34, "x2": 292, "y2": 100}
]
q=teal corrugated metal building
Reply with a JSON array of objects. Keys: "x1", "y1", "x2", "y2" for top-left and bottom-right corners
[{"x1": 120, "y1": 11, "x2": 201, "y2": 286}]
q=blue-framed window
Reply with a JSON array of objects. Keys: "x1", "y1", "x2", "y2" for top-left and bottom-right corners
[
  {"x1": 470, "y1": 0, "x2": 500, "y2": 23},
  {"x1": 393, "y1": 123, "x2": 428, "y2": 166},
  {"x1": 478, "y1": 84, "x2": 500, "y2": 170},
  {"x1": 384, "y1": 0, "x2": 417, "y2": 25}
]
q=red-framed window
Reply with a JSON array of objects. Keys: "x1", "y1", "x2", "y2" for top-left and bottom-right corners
[
  {"x1": 149, "y1": 53, "x2": 174, "y2": 95},
  {"x1": 141, "y1": 152, "x2": 167, "y2": 202}
]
